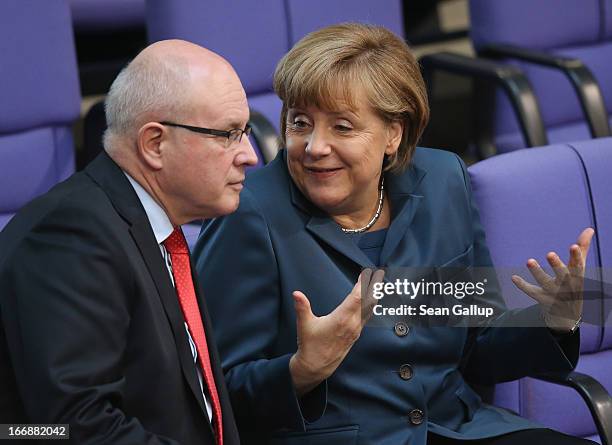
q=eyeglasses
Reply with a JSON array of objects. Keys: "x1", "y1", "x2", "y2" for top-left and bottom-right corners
[{"x1": 160, "y1": 121, "x2": 252, "y2": 149}]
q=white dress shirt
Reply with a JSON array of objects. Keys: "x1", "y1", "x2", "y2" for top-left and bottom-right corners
[{"x1": 125, "y1": 172, "x2": 213, "y2": 422}]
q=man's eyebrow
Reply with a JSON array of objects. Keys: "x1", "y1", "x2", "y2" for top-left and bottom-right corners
[{"x1": 219, "y1": 117, "x2": 249, "y2": 129}]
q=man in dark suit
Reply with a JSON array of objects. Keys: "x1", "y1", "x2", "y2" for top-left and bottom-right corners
[{"x1": 0, "y1": 39, "x2": 257, "y2": 444}]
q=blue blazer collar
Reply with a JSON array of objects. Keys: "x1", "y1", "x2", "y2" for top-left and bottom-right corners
[
  {"x1": 282, "y1": 149, "x2": 427, "y2": 268},
  {"x1": 381, "y1": 164, "x2": 426, "y2": 265}
]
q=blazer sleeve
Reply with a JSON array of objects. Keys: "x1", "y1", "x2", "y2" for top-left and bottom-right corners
[
  {"x1": 453, "y1": 155, "x2": 580, "y2": 385},
  {"x1": 0, "y1": 205, "x2": 181, "y2": 444},
  {"x1": 193, "y1": 187, "x2": 325, "y2": 434}
]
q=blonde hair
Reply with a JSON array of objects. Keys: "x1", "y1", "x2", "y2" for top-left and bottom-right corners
[{"x1": 274, "y1": 23, "x2": 429, "y2": 172}]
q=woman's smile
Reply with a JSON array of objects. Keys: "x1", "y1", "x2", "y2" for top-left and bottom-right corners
[{"x1": 304, "y1": 165, "x2": 344, "y2": 179}]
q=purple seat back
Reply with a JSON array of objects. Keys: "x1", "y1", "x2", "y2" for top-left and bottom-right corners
[
  {"x1": 570, "y1": 138, "x2": 612, "y2": 350},
  {"x1": 470, "y1": 0, "x2": 612, "y2": 152},
  {"x1": 0, "y1": 0, "x2": 80, "y2": 230},
  {"x1": 286, "y1": 0, "x2": 404, "y2": 44},
  {"x1": 607, "y1": 0, "x2": 612, "y2": 40},
  {"x1": 469, "y1": 145, "x2": 600, "y2": 351},
  {"x1": 469, "y1": 139, "x2": 612, "y2": 440},
  {"x1": 69, "y1": 0, "x2": 145, "y2": 32}
]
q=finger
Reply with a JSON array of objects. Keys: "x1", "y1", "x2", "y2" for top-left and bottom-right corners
[
  {"x1": 366, "y1": 268, "x2": 386, "y2": 298},
  {"x1": 511, "y1": 274, "x2": 553, "y2": 306},
  {"x1": 292, "y1": 291, "x2": 315, "y2": 326},
  {"x1": 577, "y1": 227, "x2": 595, "y2": 260},
  {"x1": 546, "y1": 252, "x2": 570, "y2": 284},
  {"x1": 340, "y1": 271, "x2": 370, "y2": 315},
  {"x1": 526, "y1": 258, "x2": 555, "y2": 290},
  {"x1": 567, "y1": 244, "x2": 583, "y2": 275},
  {"x1": 361, "y1": 269, "x2": 386, "y2": 324},
  {"x1": 342, "y1": 268, "x2": 384, "y2": 318},
  {"x1": 358, "y1": 268, "x2": 373, "y2": 293},
  {"x1": 350, "y1": 268, "x2": 376, "y2": 306}
]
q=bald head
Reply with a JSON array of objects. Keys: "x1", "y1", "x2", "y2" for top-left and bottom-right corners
[
  {"x1": 103, "y1": 39, "x2": 240, "y2": 153},
  {"x1": 140, "y1": 39, "x2": 231, "y2": 71}
]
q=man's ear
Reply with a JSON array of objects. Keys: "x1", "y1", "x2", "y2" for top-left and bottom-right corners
[
  {"x1": 137, "y1": 122, "x2": 166, "y2": 170},
  {"x1": 385, "y1": 120, "x2": 403, "y2": 156}
]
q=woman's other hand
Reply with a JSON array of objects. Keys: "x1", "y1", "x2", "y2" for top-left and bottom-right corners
[
  {"x1": 511, "y1": 228, "x2": 595, "y2": 334},
  {"x1": 289, "y1": 268, "x2": 385, "y2": 396}
]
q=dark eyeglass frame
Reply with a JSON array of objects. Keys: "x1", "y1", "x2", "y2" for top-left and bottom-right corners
[{"x1": 160, "y1": 121, "x2": 252, "y2": 148}]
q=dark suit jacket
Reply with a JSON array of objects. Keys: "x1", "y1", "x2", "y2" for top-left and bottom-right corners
[
  {"x1": 0, "y1": 152, "x2": 240, "y2": 444},
  {"x1": 194, "y1": 148, "x2": 579, "y2": 445}
]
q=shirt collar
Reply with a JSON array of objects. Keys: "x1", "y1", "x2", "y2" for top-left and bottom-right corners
[{"x1": 124, "y1": 172, "x2": 174, "y2": 245}]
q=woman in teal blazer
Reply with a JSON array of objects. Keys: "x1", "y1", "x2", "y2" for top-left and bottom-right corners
[{"x1": 194, "y1": 23, "x2": 593, "y2": 445}]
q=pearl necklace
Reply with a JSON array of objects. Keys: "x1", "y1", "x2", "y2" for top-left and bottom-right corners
[{"x1": 340, "y1": 177, "x2": 385, "y2": 234}]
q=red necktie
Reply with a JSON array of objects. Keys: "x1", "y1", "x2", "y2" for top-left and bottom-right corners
[{"x1": 164, "y1": 228, "x2": 223, "y2": 445}]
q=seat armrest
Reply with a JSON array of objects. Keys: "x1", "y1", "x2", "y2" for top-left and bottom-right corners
[
  {"x1": 535, "y1": 371, "x2": 612, "y2": 445},
  {"x1": 420, "y1": 52, "x2": 547, "y2": 156},
  {"x1": 249, "y1": 108, "x2": 280, "y2": 164},
  {"x1": 479, "y1": 44, "x2": 611, "y2": 139}
]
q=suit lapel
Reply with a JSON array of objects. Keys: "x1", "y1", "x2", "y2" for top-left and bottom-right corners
[
  {"x1": 306, "y1": 216, "x2": 375, "y2": 269},
  {"x1": 380, "y1": 164, "x2": 427, "y2": 266},
  {"x1": 85, "y1": 153, "x2": 212, "y2": 423},
  {"x1": 379, "y1": 194, "x2": 423, "y2": 266}
]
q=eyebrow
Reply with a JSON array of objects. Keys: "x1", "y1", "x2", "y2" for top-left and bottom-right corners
[
  {"x1": 218, "y1": 117, "x2": 250, "y2": 129},
  {"x1": 289, "y1": 107, "x2": 359, "y2": 119},
  {"x1": 330, "y1": 110, "x2": 359, "y2": 119}
]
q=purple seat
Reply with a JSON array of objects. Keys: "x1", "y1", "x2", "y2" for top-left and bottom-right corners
[
  {"x1": 470, "y1": 0, "x2": 612, "y2": 153},
  {"x1": 286, "y1": 0, "x2": 404, "y2": 44},
  {"x1": 571, "y1": 139, "x2": 612, "y2": 353},
  {"x1": 0, "y1": 0, "x2": 80, "y2": 231},
  {"x1": 469, "y1": 139, "x2": 612, "y2": 443},
  {"x1": 69, "y1": 0, "x2": 145, "y2": 32}
]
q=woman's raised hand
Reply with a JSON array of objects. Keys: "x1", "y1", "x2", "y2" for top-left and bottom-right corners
[
  {"x1": 511, "y1": 228, "x2": 595, "y2": 334},
  {"x1": 289, "y1": 268, "x2": 385, "y2": 396}
]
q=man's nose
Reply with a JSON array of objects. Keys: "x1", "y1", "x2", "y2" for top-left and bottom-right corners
[{"x1": 235, "y1": 135, "x2": 259, "y2": 166}]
